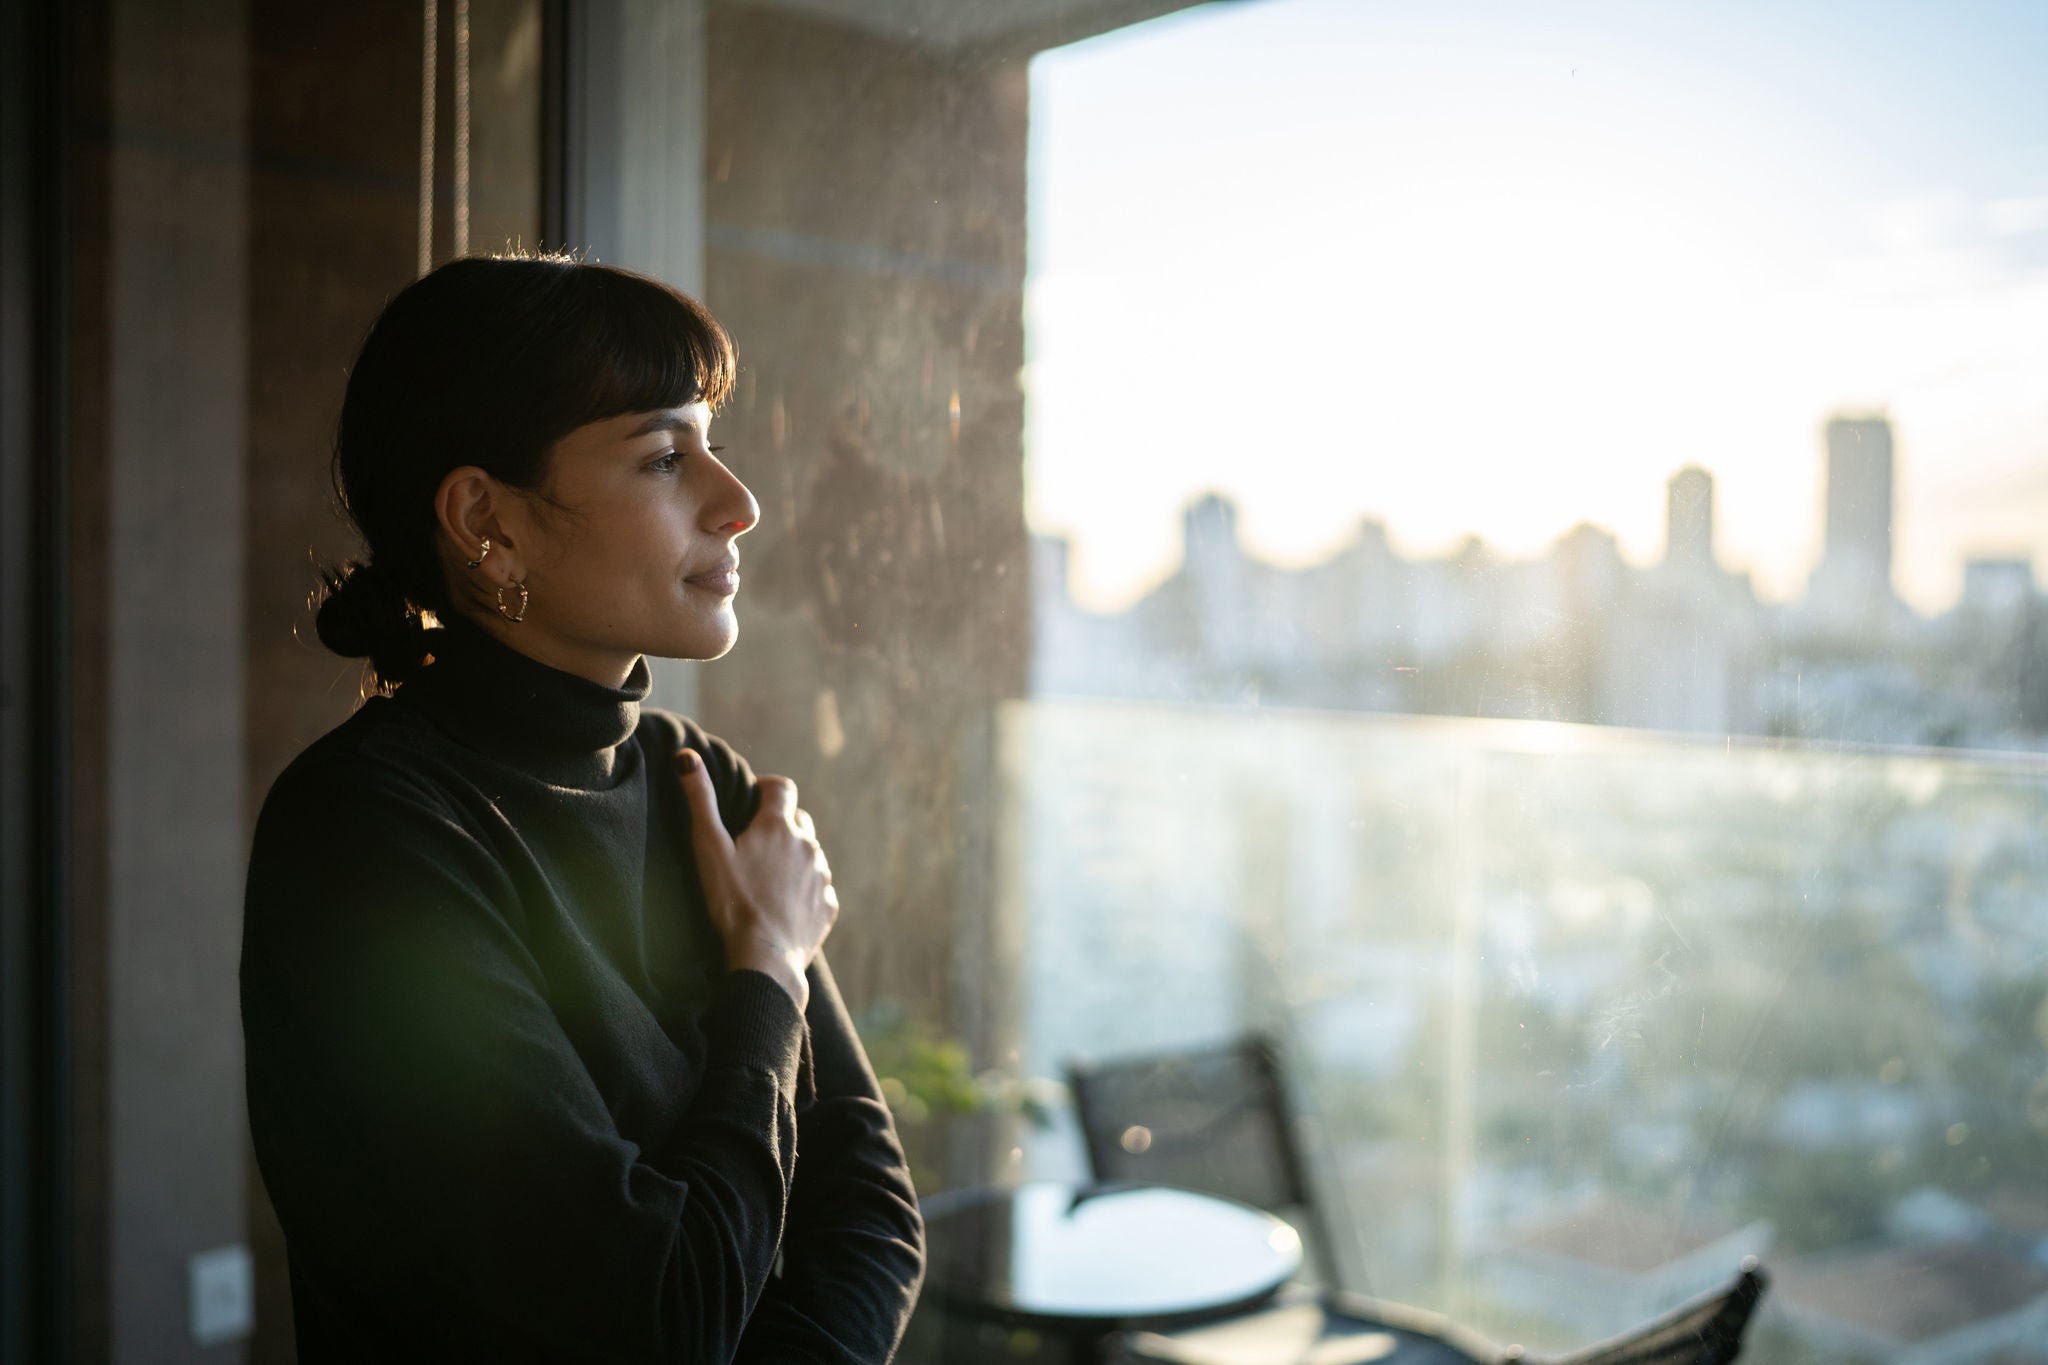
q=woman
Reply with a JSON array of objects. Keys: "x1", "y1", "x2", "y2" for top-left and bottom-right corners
[{"x1": 239, "y1": 253, "x2": 925, "y2": 1362}]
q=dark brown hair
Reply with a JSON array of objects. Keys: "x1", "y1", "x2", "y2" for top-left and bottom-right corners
[{"x1": 314, "y1": 252, "x2": 736, "y2": 689}]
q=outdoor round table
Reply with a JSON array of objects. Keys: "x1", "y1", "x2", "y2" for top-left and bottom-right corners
[{"x1": 920, "y1": 1181, "x2": 1304, "y2": 1362}]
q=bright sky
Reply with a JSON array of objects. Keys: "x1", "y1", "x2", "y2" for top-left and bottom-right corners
[{"x1": 1023, "y1": 0, "x2": 2048, "y2": 613}]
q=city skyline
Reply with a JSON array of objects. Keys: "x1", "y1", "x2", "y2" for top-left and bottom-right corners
[
  {"x1": 1032, "y1": 406, "x2": 2048, "y2": 750},
  {"x1": 1042, "y1": 410, "x2": 2025, "y2": 625},
  {"x1": 1024, "y1": 0, "x2": 2048, "y2": 617}
]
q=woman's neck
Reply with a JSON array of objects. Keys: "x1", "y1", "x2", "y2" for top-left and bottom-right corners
[
  {"x1": 403, "y1": 608, "x2": 652, "y2": 790},
  {"x1": 444, "y1": 608, "x2": 642, "y2": 690}
]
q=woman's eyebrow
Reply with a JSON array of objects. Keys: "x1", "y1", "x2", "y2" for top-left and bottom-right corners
[{"x1": 623, "y1": 410, "x2": 697, "y2": 439}]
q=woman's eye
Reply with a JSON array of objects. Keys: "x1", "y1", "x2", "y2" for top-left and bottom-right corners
[{"x1": 651, "y1": 445, "x2": 724, "y2": 473}]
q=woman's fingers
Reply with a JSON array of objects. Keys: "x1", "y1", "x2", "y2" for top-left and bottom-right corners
[
  {"x1": 755, "y1": 775, "x2": 798, "y2": 827},
  {"x1": 674, "y1": 748, "x2": 737, "y2": 868},
  {"x1": 680, "y1": 761, "x2": 840, "y2": 975}
]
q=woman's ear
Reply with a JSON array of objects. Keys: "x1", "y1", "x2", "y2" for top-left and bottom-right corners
[
  {"x1": 434, "y1": 466, "x2": 517, "y2": 582},
  {"x1": 430, "y1": 466, "x2": 528, "y2": 589}
]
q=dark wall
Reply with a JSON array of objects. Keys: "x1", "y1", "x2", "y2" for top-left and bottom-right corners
[
  {"x1": 2, "y1": 0, "x2": 71, "y2": 1357},
  {"x1": 64, "y1": 3, "x2": 112, "y2": 1355},
  {"x1": 240, "y1": 7, "x2": 542, "y2": 1357},
  {"x1": 242, "y1": 14, "x2": 422, "y2": 1354},
  {"x1": 62, "y1": 3, "x2": 541, "y2": 1359},
  {"x1": 67, "y1": 0, "x2": 251, "y2": 1357}
]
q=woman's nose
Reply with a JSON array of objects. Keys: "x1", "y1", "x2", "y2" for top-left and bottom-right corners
[{"x1": 708, "y1": 463, "x2": 761, "y2": 536}]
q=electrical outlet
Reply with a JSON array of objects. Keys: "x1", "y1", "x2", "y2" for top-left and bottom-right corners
[{"x1": 189, "y1": 1243, "x2": 253, "y2": 1345}]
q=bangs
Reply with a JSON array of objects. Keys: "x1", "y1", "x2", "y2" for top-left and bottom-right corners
[
  {"x1": 473, "y1": 254, "x2": 737, "y2": 453},
  {"x1": 556, "y1": 263, "x2": 738, "y2": 425}
]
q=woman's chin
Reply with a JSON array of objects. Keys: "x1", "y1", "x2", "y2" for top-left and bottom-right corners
[{"x1": 660, "y1": 612, "x2": 738, "y2": 662}]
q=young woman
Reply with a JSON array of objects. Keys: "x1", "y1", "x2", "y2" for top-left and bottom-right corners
[{"x1": 239, "y1": 254, "x2": 924, "y2": 1362}]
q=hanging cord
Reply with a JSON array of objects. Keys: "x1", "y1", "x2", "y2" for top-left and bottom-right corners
[
  {"x1": 453, "y1": 0, "x2": 471, "y2": 256},
  {"x1": 418, "y1": 0, "x2": 438, "y2": 277}
]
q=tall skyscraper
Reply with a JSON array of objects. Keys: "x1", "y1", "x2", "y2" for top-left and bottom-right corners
[
  {"x1": 1182, "y1": 491, "x2": 1240, "y2": 571},
  {"x1": 1665, "y1": 465, "x2": 1715, "y2": 573},
  {"x1": 1819, "y1": 414, "x2": 1895, "y2": 598},
  {"x1": 1180, "y1": 492, "x2": 1252, "y2": 666}
]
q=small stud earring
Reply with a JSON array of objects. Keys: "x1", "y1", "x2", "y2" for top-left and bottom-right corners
[{"x1": 465, "y1": 537, "x2": 492, "y2": 569}]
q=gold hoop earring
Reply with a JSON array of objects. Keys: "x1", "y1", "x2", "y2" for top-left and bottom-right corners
[
  {"x1": 496, "y1": 580, "x2": 529, "y2": 623},
  {"x1": 464, "y1": 537, "x2": 491, "y2": 569}
]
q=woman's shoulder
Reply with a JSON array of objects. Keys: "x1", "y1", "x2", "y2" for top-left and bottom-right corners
[
  {"x1": 636, "y1": 705, "x2": 737, "y2": 768},
  {"x1": 257, "y1": 695, "x2": 472, "y2": 834},
  {"x1": 247, "y1": 698, "x2": 520, "y2": 915},
  {"x1": 636, "y1": 706, "x2": 760, "y2": 831}
]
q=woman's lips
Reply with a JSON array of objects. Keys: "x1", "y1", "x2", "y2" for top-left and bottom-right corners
[{"x1": 686, "y1": 569, "x2": 740, "y2": 596}]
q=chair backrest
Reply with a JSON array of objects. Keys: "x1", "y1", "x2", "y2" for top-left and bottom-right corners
[
  {"x1": 1066, "y1": 1033, "x2": 1348, "y2": 1289},
  {"x1": 1525, "y1": 1260, "x2": 1770, "y2": 1365}
]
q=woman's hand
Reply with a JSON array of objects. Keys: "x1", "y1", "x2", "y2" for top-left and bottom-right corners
[{"x1": 675, "y1": 749, "x2": 838, "y2": 1012}]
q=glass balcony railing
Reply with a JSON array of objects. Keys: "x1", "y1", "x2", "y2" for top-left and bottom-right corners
[{"x1": 991, "y1": 698, "x2": 2048, "y2": 1362}]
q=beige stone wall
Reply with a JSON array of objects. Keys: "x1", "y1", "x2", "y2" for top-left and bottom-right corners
[{"x1": 699, "y1": 7, "x2": 1033, "y2": 1188}]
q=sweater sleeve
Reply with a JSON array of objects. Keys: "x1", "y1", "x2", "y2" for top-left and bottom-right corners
[
  {"x1": 240, "y1": 756, "x2": 807, "y2": 1364},
  {"x1": 733, "y1": 955, "x2": 927, "y2": 1363},
  {"x1": 684, "y1": 729, "x2": 927, "y2": 1362}
]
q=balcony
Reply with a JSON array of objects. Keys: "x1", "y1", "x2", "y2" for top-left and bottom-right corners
[{"x1": 977, "y1": 699, "x2": 2048, "y2": 1360}]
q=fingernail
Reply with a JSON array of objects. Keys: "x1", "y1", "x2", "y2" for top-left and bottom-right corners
[{"x1": 677, "y1": 750, "x2": 699, "y2": 773}]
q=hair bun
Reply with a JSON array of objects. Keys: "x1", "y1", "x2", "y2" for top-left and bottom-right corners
[{"x1": 314, "y1": 558, "x2": 430, "y2": 688}]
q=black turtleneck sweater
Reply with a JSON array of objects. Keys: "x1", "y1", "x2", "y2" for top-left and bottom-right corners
[{"x1": 240, "y1": 613, "x2": 924, "y2": 1363}]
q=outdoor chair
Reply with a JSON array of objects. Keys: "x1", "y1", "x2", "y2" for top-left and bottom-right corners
[
  {"x1": 1069, "y1": 1035, "x2": 1770, "y2": 1365},
  {"x1": 1114, "y1": 1261, "x2": 1768, "y2": 1365},
  {"x1": 1514, "y1": 1259, "x2": 1770, "y2": 1365},
  {"x1": 1065, "y1": 1033, "x2": 1356, "y2": 1292}
]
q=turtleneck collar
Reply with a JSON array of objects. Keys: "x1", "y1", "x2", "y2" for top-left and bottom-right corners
[{"x1": 398, "y1": 611, "x2": 652, "y2": 789}]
